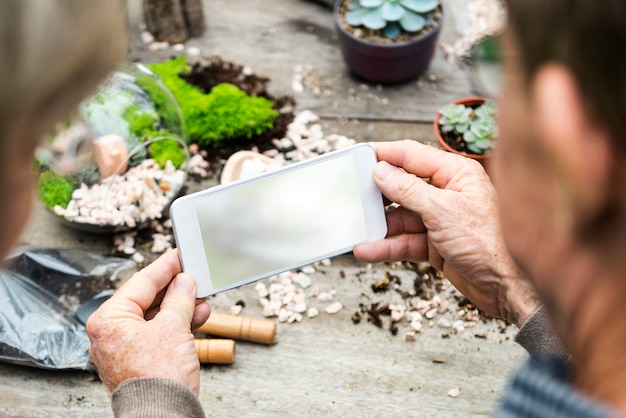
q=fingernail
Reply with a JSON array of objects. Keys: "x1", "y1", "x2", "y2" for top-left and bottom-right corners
[
  {"x1": 374, "y1": 161, "x2": 397, "y2": 182},
  {"x1": 173, "y1": 273, "x2": 196, "y2": 295}
]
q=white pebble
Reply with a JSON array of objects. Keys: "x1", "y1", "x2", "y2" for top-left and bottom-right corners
[
  {"x1": 287, "y1": 312, "x2": 303, "y2": 323},
  {"x1": 410, "y1": 320, "x2": 424, "y2": 333},
  {"x1": 448, "y1": 388, "x2": 461, "y2": 398},
  {"x1": 230, "y1": 305, "x2": 243, "y2": 316},
  {"x1": 186, "y1": 46, "x2": 200, "y2": 56},
  {"x1": 325, "y1": 302, "x2": 343, "y2": 314},
  {"x1": 453, "y1": 320, "x2": 465, "y2": 333},
  {"x1": 278, "y1": 308, "x2": 289, "y2": 323},
  {"x1": 149, "y1": 41, "x2": 169, "y2": 51},
  {"x1": 255, "y1": 282, "x2": 269, "y2": 298},
  {"x1": 294, "y1": 273, "x2": 312, "y2": 289},
  {"x1": 307, "y1": 307, "x2": 319, "y2": 318},
  {"x1": 132, "y1": 252, "x2": 145, "y2": 264},
  {"x1": 437, "y1": 318, "x2": 451, "y2": 329},
  {"x1": 140, "y1": 31, "x2": 154, "y2": 43},
  {"x1": 292, "y1": 302, "x2": 307, "y2": 313},
  {"x1": 425, "y1": 308, "x2": 438, "y2": 319},
  {"x1": 301, "y1": 265, "x2": 316, "y2": 274},
  {"x1": 317, "y1": 292, "x2": 333, "y2": 302},
  {"x1": 438, "y1": 299, "x2": 449, "y2": 314},
  {"x1": 389, "y1": 304, "x2": 406, "y2": 322},
  {"x1": 407, "y1": 311, "x2": 423, "y2": 322}
]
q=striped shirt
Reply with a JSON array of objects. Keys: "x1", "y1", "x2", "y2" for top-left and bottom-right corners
[{"x1": 494, "y1": 355, "x2": 622, "y2": 417}]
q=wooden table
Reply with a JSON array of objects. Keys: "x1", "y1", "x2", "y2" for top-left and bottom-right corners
[{"x1": 0, "y1": 1, "x2": 527, "y2": 416}]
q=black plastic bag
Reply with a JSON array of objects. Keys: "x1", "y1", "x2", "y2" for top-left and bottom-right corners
[{"x1": 0, "y1": 248, "x2": 135, "y2": 370}]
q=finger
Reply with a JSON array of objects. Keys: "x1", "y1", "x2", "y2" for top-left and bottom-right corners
[
  {"x1": 144, "y1": 287, "x2": 168, "y2": 320},
  {"x1": 191, "y1": 299, "x2": 211, "y2": 331},
  {"x1": 114, "y1": 249, "x2": 183, "y2": 312},
  {"x1": 353, "y1": 232, "x2": 429, "y2": 263},
  {"x1": 370, "y1": 140, "x2": 478, "y2": 188},
  {"x1": 156, "y1": 272, "x2": 198, "y2": 328},
  {"x1": 384, "y1": 206, "x2": 426, "y2": 237},
  {"x1": 145, "y1": 294, "x2": 208, "y2": 324},
  {"x1": 373, "y1": 160, "x2": 442, "y2": 219}
]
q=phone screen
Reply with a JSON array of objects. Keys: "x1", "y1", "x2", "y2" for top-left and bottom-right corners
[{"x1": 193, "y1": 152, "x2": 367, "y2": 289}]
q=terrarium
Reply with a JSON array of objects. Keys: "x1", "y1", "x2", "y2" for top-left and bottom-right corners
[{"x1": 36, "y1": 64, "x2": 189, "y2": 232}]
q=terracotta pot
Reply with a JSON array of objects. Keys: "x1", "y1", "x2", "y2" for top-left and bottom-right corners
[
  {"x1": 334, "y1": 1, "x2": 443, "y2": 84},
  {"x1": 433, "y1": 96, "x2": 493, "y2": 165}
]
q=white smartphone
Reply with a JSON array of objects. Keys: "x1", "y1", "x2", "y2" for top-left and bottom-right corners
[{"x1": 170, "y1": 143, "x2": 387, "y2": 297}]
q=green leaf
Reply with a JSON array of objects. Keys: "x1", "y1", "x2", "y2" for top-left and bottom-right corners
[
  {"x1": 383, "y1": 22, "x2": 401, "y2": 39},
  {"x1": 381, "y1": 2, "x2": 405, "y2": 21},
  {"x1": 346, "y1": 8, "x2": 369, "y2": 26},
  {"x1": 456, "y1": 123, "x2": 469, "y2": 133},
  {"x1": 467, "y1": 143, "x2": 482, "y2": 154},
  {"x1": 399, "y1": 0, "x2": 438, "y2": 13},
  {"x1": 362, "y1": 7, "x2": 387, "y2": 30},
  {"x1": 463, "y1": 131, "x2": 476, "y2": 143},
  {"x1": 475, "y1": 139, "x2": 492, "y2": 150},
  {"x1": 399, "y1": 9, "x2": 425, "y2": 32},
  {"x1": 360, "y1": 0, "x2": 383, "y2": 7}
]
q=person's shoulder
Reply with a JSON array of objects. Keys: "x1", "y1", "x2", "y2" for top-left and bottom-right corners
[{"x1": 493, "y1": 355, "x2": 620, "y2": 418}]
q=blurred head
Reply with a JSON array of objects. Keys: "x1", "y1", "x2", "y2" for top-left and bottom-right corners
[
  {"x1": 0, "y1": 0, "x2": 127, "y2": 259},
  {"x1": 494, "y1": 0, "x2": 626, "y2": 310}
]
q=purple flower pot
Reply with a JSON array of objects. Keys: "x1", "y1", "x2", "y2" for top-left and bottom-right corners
[{"x1": 334, "y1": 1, "x2": 443, "y2": 84}]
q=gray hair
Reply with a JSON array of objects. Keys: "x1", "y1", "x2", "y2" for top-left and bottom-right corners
[{"x1": 0, "y1": 0, "x2": 127, "y2": 240}]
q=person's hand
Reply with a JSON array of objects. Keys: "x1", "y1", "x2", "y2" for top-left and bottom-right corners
[
  {"x1": 353, "y1": 140, "x2": 540, "y2": 327},
  {"x1": 86, "y1": 249, "x2": 211, "y2": 395}
]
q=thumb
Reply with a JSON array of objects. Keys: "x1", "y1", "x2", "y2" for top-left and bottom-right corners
[
  {"x1": 373, "y1": 160, "x2": 436, "y2": 216},
  {"x1": 158, "y1": 273, "x2": 197, "y2": 327}
]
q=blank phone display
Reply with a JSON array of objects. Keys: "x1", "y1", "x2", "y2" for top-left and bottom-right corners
[{"x1": 194, "y1": 153, "x2": 367, "y2": 289}]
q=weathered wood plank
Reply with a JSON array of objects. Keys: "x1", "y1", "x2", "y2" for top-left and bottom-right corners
[{"x1": 129, "y1": 0, "x2": 479, "y2": 124}]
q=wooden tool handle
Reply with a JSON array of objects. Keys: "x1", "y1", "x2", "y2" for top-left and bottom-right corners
[
  {"x1": 196, "y1": 312, "x2": 277, "y2": 345},
  {"x1": 194, "y1": 339, "x2": 235, "y2": 364}
]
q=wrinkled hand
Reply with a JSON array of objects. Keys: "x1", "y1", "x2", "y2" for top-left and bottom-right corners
[
  {"x1": 353, "y1": 140, "x2": 540, "y2": 327},
  {"x1": 87, "y1": 249, "x2": 211, "y2": 395}
]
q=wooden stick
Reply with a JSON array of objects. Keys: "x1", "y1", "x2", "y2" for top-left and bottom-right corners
[
  {"x1": 194, "y1": 339, "x2": 235, "y2": 364},
  {"x1": 196, "y1": 312, "x2": 277, "y2": 345}
]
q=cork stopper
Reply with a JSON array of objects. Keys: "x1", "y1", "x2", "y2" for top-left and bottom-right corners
[
  {"x1": 196, "y1": 312, "x2": 277, "y2": 345},
  {"x1": 194, "y1": 339, "x2": 235, "y2": 364}
]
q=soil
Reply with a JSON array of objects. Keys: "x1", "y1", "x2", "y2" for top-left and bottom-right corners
[
  {"x1": 336, "y1": 0, "x2": 442, "y2": 45},
  {"x1": 440, "y1": 128, "x2": 474, "y2": 154},
  {"x1": 181, "y1": 56, "x2": 296, "y2": 168}
]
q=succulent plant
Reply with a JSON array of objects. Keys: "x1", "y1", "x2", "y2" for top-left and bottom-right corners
[
  {"x1": 438, "y1": 100, "x2": 498, "y2": 155},
  {"x1": 438, "y1": 104, "x2": 473, "y2": 134},
  {"x1": 464, "y1": 116, "x2": 497, "y2": 154},
  {"x1": 344, "y1": 0, "x2": 439, "y2": 39}
]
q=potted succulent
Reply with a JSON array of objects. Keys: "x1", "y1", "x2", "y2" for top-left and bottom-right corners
[
  {"x1": 433, "y1": 97, "x2": 497, "y2": 162},
  {"x1": 334, "y1": 0, "x2": 442, "y2": 84}
]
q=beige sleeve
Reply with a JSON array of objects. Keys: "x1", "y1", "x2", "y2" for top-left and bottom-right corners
[
  {"x1": 111, "y1": 378, "x2": 206, "y2": 418},
  {"x1": 514, "y1": 306, "x2": 568, "y2": 361}
]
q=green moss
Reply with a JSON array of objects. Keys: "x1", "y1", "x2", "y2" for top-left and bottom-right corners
[
  {"x1": 123, "y1": 103, "x2": 158, "y2": 139},
  {"x1": 146, "y1": 57, "x2": 279, "y2": 148},
  {"x1": 149, "y1": 137, "x2": 186, "y2": 168},
  {"x1": 37, "y1": 171, "x2": 75, "y2": 209}
]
